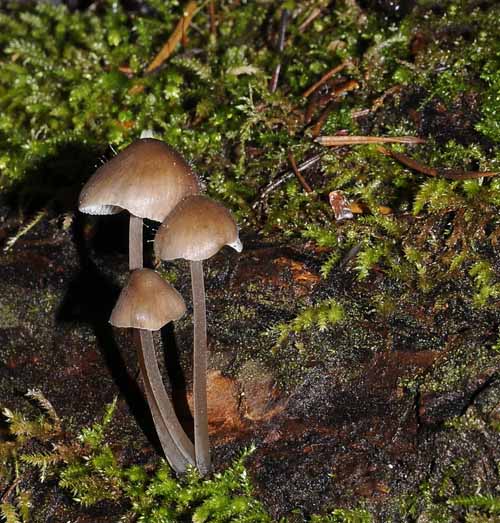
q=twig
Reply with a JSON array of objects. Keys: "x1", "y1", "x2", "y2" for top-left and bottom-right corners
[
  {"x1": 288, "y1": 151, "x2": 313, "y2": 193},
  {"x1": 310, "y1": 80, "x2": 360, "y2": 136},
  {"x1": 298, "y1": 7, "x2": 322, "y2": 33},
  {"x1": 377, "y1": 146, "x2": 499, "y2": 180},
  {"x1": 311, "y1": 101, "x2": 337, "y2": 138},
  {"x1": 145, "y1": 1, "x2": 198, "y2": 74},
  {"x1": 315, "y1": 135, "x2": 425, "y2": 146},
  {"x1": 269, "y1": 9, "x2": 290, "y2": 93},
  {"x1": 1, "y1": 477, "x2": 22, "y2": 503},
  {"x1": 252, "y1": 154, "x2": 323, "y2": 208},
  {"x1": 303, "y1": 61, "x2": 351, "y2": 98}
]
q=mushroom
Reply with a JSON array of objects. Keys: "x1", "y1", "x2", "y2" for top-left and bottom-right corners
[
  {"x1": 78, "y1": 138, "x2": 199, "y2": 472},
  {"x1": 110, "y1": 268, "x2": 186, "y2": 330},
  {"x1": 154, "y1": 195, "x2": 242, "y2": 475},
  {"x1": 110, "y1": 268, "x2": 192, "y2": 473},
  {"x1": 79, "y1": 138, "x2": 199, "y2": 269}
]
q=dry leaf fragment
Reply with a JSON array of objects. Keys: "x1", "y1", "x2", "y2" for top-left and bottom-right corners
[{"x1": 329, "y1": 191, "x2": 354, "y2": 221}]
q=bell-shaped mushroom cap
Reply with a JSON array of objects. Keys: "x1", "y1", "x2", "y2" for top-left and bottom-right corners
[
  {"x1": 154, "y1": 195, "x2": 243, "y2": 261},
  {"x1": 110, "y1": 268, "x2": 186, "y2": 331},
  {"x1": 79, "y1": 139, "x2": 199, "y2": 222}
]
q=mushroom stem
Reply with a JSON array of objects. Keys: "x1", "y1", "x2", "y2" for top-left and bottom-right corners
[
  {"x1": 137, "y1": 330, "x2": 189, "y2": 474},
  {"x1": 190, "y1": 259, "x2": 210, "y2": 475},
  {"x1": 129, "y1": 215, "x2": 143, "y2": 270},
  {"x1": 138, "y1": 329, "x2": 195, "y2": 468},
  {"x1": 128, "y1": 215, "x2": 195, "y2": 471}
]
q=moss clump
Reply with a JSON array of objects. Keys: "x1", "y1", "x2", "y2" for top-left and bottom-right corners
[
  {"x1": 268, "y1": 298, "x2": 345, "y2": 347},
  {"x1": 0, "y1": 392, "x2": 375, "y2": 522},
  {"x1": 1, "y1": 0, "x2": 499, "y2": 296}
]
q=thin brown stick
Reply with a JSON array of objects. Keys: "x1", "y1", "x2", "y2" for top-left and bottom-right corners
[
  {"x1": 269, "y1": 9, "x2": 290, "y2": 93},
  {"x1": 288, "y1": 151, "x2": 313, "y2": 193},
  {"x1": 315, "y1": 135, "x2": 425, "y2": 146},
  {"x1": 376, "y1": 146, "x2": 437, "y2": 176},
  {"x1": 303, "y1": 61, "x2": 350, "y2": 98},
  {"x1": 311, "y1": 102, "x2": 337, "y2": 138},
  {"x1": 145, "y1": 1, "x2": 197, "y2": 73},
  {"x1": 377, "y1": 146, "x2": 499, "y2": 180},
  {"x1": 298, "y1": 7, "x2": 322, "y2": 33},
  {"x1": 252, "y1": 153, "x2": 323, "y2": 208},
  {"x1": 310, "y1": 80, "x2": 360, "y2": 137},
  {"x1": 208, "y1": 0, "x2": 216, "y2": 36}
]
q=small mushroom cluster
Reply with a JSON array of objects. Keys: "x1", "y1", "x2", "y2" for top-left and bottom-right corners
[{"x1": 78, "y1": 138, "x2": 242, "y2": 475}]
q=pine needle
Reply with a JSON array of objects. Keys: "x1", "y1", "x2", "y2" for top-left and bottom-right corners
[
  {"x1": 315, "y1": 135, "x2": 425, "y2": 146},
  {"x1": 3, "y1": 209, "x2": 46, "y2": 253},
  {"x1": 145, "y1": 1, "x2": 198, "y2": 73}
]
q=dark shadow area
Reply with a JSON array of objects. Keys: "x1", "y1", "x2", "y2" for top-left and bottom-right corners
[
  {"x1": 160, "y1": 323, "x2": 194, "y2": 440},
  {"x1": 2, "y1": 140, "x2": 107, "y2": 216},
  {"x1": 359, "y1": 0, "x2": 417, "y2": 22},
  {"x1": 56, "y1": 212, "x2": 162, "y2": 453},
  {"x1": 88, "y1": 212, "x2": 130, "y2": 258}
]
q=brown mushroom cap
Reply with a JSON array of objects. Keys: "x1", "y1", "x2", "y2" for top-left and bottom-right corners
[
  {"x1": 110, "y1": 268, "x2": 186, "y2": 331},
  {"x1": 154, "y1": 195, "x2": 242, "y2": 261},
  {"x1": 79, "y1": 139, "x2": 199, "y2": 222}
]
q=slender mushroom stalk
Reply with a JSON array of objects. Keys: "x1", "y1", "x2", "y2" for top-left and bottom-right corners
[
  {"x1": 154, "y1": 195, "x2": 243, "y2": 475},
  {"x1": 137, "y1": 330, "x2": 188, "y2": 473},
  {"x1": 128, "y1": 216, "x2": 195, "y2": 471},
  {"x1": 129, "y1": 215, "x2": 143, "y2": 270},
  {"x1": 78, "y1": 138, "x2": 200, "y2": 472},
  {"x1": 190, "y1": 259, "x2": 209, "y2": 475}
]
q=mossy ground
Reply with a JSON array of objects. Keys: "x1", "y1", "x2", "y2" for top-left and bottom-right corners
[{"x1": 1, "y1": 0, "x2": 500, "y2": 521}]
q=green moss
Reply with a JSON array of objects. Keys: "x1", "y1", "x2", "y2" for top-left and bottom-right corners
[
  {"x1": 0, "y1": 300, "x2": 21, "y2": 328},
  {"x1": 1, "y1": 393, "x2": 377, "y2": 522},
  {"x1": 0, "y1": 0, "x2": 498, "y2": 299},
  {"x1": 268, "y1": 298, "x2": 345, "y2": 347}
]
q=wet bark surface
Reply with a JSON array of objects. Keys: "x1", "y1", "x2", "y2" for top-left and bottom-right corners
[{"x1": 0, "y1": 209, "x2": 499, "y2": 521}]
